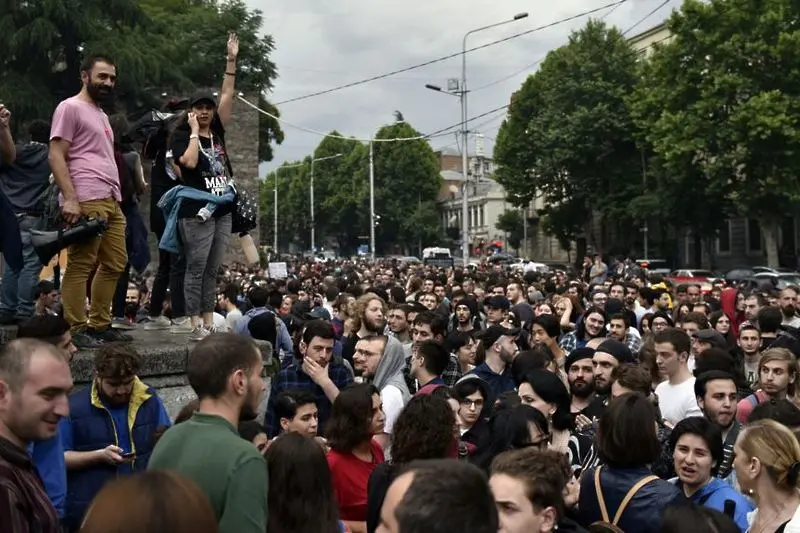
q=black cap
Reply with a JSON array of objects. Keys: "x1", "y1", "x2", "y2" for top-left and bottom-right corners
[
  {"x1": 485, "y1": 296, "x2": 511, "y2": 310},
  {"x1": 188, "y1": 91, "x2": 217, "y2": 108},
  {"x1": 304, "y1": 307, "x2": 331, "y2": 321},
  {"x1": 596, "y1": 339, "x2": 634, "y2": 364},
  {"x1": 565, "y1": 347, "x2": 596, "y2": 370},
  {"x1": 477, "y1": 325, "x2": 520, "y2": 348},
  {"x1": 692, "y1": 329, "x2": 727, "y2": 348}
]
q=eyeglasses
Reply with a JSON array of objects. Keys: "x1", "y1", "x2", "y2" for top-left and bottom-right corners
[
  {"x1": 523, "y1": 434, "x2": 552, "y2": 449},
  {"x1": 459, "y1": 398, "x2": 484, "y2": 409}
]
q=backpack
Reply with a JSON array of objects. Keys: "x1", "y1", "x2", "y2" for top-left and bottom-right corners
[
  {"x1": 36, "y1": 176, "x2": 61, "y2": 231},
  {"x1": 589, "y1": 467, "x2": 658, "y2": 533},
  {"x1": 247, "y1": 310, "x2": 282, "y2": 365}
]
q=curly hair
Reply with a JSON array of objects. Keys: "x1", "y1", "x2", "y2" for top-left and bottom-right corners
[
  {"x1": 390, "y1": 395, "x2": 455, "y2": 466},
  {"x1": 94, "y1": 345, "x2": 142, "y2": 379},
  {"x1": 351, "y1": 292, "x2": 387, "y2": 333}
]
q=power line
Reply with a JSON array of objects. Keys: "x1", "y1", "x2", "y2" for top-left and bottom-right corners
[
  {"x1": 622, "y1": 0, "x2": 673, "y2": 36},
  {"x1": 237, "y1": 94, "x2": 507, "y2": 142},
  {"x1": 473, "y1": 11, "x2": 673, "y2": 93},
  {"x1": 273, "y1": 0, "x2": 626, "y2": 106}
]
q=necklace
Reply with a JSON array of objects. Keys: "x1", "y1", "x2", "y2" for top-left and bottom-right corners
[{"x1": 755, "y1": 502, "x2": 787, "y2": 533}]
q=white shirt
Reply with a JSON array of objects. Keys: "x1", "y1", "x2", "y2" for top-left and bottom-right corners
[
  {"x1": 380, "y1": 385, "x2": 405, "y2": 435},
  {"x1": 655, "y1": 375, "x2": 702, "y2": 426},
  {"x1": 225, "y1": 308, "x2": 243, "y2": 330}
]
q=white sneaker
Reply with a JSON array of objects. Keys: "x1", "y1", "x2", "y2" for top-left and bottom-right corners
[
  {"x1": 143, "y1": 316, "x2": 171, "y2": 331},
  {"x1": 169, "y1": 317, "x2": 194, "y2": 334},
  {"x1": 189, "y1": 325, "x2": 211, "y2": 342}
]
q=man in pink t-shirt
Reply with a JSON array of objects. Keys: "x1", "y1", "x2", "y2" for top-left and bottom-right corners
[{"x1": 49, "y1": 54, "x2": 128, "y2": 349}]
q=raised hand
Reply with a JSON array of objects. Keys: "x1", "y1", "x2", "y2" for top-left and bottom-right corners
[
  {"x1": 0, "y1": 105, "x2": 10, "y2": 128},
  {"x1": 227, "y1": 32, "x2": 239, "y2": 60}
]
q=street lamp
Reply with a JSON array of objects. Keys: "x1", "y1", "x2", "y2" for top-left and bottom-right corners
[
  {"x1": 271, "y1": 162, "x2": 304, "y2": 253},
  {"x1": 310, "y1": 153, "x2": 343, "y2": 251},
  {"x1": 426, "y1": 12, "x2": 529, "y2": 261}
]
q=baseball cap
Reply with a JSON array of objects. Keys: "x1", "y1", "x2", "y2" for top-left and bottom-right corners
[
  {"x1": 304, "y1": 307, "x2": 331, "y2": 321},
  {"x1": 485, "y1": 296, "x2": 511, "y2": 310},
  {"x1": 692, "y1": 329, "x2": 727, "y2": 348},
  {"x1": 476, "y1": 325, "x2": 520, "y2": 348},
  {"x1": 188, "y1": 91, "x2": 217, "y2": 108}
]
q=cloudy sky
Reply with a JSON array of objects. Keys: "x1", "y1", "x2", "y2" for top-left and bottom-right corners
[{"x1": 250, "y1": 0, "x2": 678, "y2": 175}]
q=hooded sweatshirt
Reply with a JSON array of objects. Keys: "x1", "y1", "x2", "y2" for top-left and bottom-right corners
[
  {"x1": 721, "y1": 287, "x2": 745, "y2": 338},
  {"x1": 672, "y1": 477, "x2": 754, "y2": 532},
  {"x1": 372, "y1": 336, "x2": 411, "y2": 435},
  {"x1": 0, "y1": 142, "x2": 51, "y2": 213}
]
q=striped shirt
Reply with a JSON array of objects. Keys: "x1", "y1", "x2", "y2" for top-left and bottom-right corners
[{"x1": 0, "y1": 436, "x2": 60, "y2": 533}]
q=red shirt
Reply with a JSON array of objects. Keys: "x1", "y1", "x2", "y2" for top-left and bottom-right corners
[{"x1": 328, "y1": 439, "x2": 385, "y2": 522}]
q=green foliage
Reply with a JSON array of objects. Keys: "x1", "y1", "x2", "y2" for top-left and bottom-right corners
[
  {"x1": 261, "y1": 119, "x2": 444, "y2": 255},
  {"x1": 632, "y1": 0, "x2": 800, "y2": 265},
  {"x1": 496, "y1": 210, "x2": 524, "y2": 251},
  {"x1": 0, "y1": 0, "x2": 282, "y2": 162},
  {"x1": 494, "y1": 20, "x2": 642, "y2": 251}
]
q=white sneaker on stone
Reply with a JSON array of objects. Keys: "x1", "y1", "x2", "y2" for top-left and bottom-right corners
[
  {"x1": 143, "y1": 316, "x2": 171, "y2": 331},
  {"x1": 169, "y1": 317, "x2": 194, "y2": 334},
  {"x1": 189, "y1": 325, "x2": 211, "y2": 342}
]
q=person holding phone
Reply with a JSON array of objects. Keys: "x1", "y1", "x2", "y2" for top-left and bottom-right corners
[
  {"x1": 59, "y1": 345, "x2": 171, "y2": 531},
  {"x1": 166, "y1": 32, "x2": 239, "y2": 342}
]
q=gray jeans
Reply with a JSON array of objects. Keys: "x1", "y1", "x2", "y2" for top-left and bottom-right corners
[
  {"x1": 0, "y1": 215, "x2": 44, "y2": 318},
  {"x1": 179, "y1": 213, "x2": 231, "y2": 316}
]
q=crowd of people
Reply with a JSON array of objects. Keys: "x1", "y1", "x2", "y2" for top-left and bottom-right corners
[{"x1": 4, "y1": 32, "x2": 800, "y2": 533}]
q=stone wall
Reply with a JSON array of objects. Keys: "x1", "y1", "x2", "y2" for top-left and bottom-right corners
[
  {"x1": 139, "y1": 90, "x2": 262, "y2": 268},
  {"x1": 0, "y1": 326, "x2": 273, "y2": 422}
]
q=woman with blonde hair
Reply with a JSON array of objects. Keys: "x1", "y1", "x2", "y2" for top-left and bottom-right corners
[
  {"x1": 80, "y1": 470, "x2": 218, "y2": 533},
  {"x1": 733, "y1": 419, "x2": 800, "y2": 532}
]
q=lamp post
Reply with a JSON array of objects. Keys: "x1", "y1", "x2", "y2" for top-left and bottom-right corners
[
  {"x1": 272, "y1": 162, "x2": 304, "y2": 253},
  {"x1": 309, "y1": 153, "x2": 343, "y2": 252},
  {"x1": 426, "y1": 12, "x2": 528, "y2": 262}
]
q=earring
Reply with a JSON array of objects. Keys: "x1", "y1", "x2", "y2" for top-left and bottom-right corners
[{"x1": 746, "y1": 488, "x2": 755, "y2": 496}]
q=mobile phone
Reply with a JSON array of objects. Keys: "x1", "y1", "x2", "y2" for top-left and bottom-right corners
[{"x1": 121, "y1": 452, "x2": 136, "y2": 459}]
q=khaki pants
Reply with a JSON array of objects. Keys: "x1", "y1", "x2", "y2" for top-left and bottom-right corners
[{"x1": 61, "y1": 199, "x2": 127, "y2": 332}]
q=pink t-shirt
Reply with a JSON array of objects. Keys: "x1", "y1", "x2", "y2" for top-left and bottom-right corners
[{"x1": 50, "y1": 96, "x2": 121, "y2": 202}]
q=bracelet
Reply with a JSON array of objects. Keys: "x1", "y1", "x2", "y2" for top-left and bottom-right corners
[
  {"x1": 189, "y1": 134, "x2": 199, "y2": 140},
  {"x1": 225, "y1": 71, "x2": 236, "y2": 76}
]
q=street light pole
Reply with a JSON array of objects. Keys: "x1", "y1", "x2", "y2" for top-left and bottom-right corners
[
  {"x1": 428, "y1": 12, "x2": 528, "y2": 261},
  {"x1": 309, "y1": 153, "x2": 343, "y2": 252},
  {"x1": 369, "y1": 141, "x2": 376, "y2": 261}
]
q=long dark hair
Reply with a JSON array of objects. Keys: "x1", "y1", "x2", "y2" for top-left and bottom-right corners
[
  {"x1": 471, "y1": 405, "x2": 549, "y2": 472},
  {"x1": 265, "y1": 433, "x2": 340, "y2": 533},
  {"x1": 326, "y1": 383, "x2": 379, "y2": 453}
]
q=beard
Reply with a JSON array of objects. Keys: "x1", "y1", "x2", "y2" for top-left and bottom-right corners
[
  {"x1": 238, "y1": 381, "x2": 262, "y2": 422},
  {"x1": 783, "y1": 304, "x2": 796, "y2": 317},
  {"x1": 570, "y1": 379, "x2": 595, "y2": 399},
  {"x1": 87, "y1": 83, "x2": 115, "y2": 106},
  {"x1": 364, "y1": 316, "x2": 385, "y2": 334},
  {"x1": 124, "y1": 302, "x2": 139, "y2": 317}
]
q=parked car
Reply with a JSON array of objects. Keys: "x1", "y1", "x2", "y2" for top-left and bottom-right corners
[
  {"x1": 752, "y1": 272, "x2": 800, "y2": 290},
  {"x1": 665, "y1": 269, "x2": 720, "y2": 293}
]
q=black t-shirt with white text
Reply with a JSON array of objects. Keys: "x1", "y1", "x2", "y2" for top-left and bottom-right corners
[{"x1": 170, "y1": 117, "x2": 233, "y2": 219}]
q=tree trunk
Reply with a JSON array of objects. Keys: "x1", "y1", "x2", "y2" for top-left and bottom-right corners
[
  {"x1": 692, "y1": 230, "x2": 703, "y2": 267},
  {"x1": 762, "y1": 218, "x2": 780, "y2": 268}
]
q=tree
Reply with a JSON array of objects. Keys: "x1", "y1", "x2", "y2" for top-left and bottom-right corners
[
  {"x1": 372, "y1": 119, "x2": 443, "y2": 254},
  {"x1": 0, "y1": 0, "x2": 283, "y2": 162},
  {"x1": 494, "y1": 20, "x2": 642, "y2": 255},
  {"x1": 496, "y1": 210, "x2": 524, "y2": 251},
  {"x1": 631, "y1": 0, "x2": 800, "y2": 266}
]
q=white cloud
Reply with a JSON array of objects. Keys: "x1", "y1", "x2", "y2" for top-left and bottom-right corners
[{"x1": 245, "y1": 0, "x2": 677, "y2": 174}]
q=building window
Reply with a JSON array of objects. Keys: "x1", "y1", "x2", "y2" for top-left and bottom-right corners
[
  {"x1": 480, "y1": 205, "x2": 485, "y2": 227},
  {"x1": 716, "y1": 219, "x2": 732, "y2": 254},
  {"x1": 747, "y1": 218, "x2": 762, "y2": 253}
]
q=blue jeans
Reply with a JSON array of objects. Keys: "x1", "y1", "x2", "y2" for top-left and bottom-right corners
[{"x1": 0, "y1": 215, "x2": 43, "y2": 317}]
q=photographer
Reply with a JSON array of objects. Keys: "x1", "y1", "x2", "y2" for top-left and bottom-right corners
[
  {"x1": 49, "y1": 55, "x2": 127, "y2": 348},
  {"x1": 165, "y1": 33, "x2": 239, "y2": 342}
]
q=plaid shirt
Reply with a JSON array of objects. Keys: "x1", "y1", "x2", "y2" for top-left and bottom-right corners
[{"x1": 265, "y1": 363, "x2": 354, "y2": 438}]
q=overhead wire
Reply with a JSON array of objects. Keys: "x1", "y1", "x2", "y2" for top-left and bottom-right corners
[
  {"x1": 273, "y1": 0, "x2": 627, "y2": 106},
  {"x1": 622, "y1": 0, "x2": 674, "y2": 36},
  {"x1": 238, "y1": 94, "x2": 507, "y2": 143}
]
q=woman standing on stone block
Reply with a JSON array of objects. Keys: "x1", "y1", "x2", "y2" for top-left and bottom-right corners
[{"x1": 167, "y1": 33, "x2": 239, "y2": 342}]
